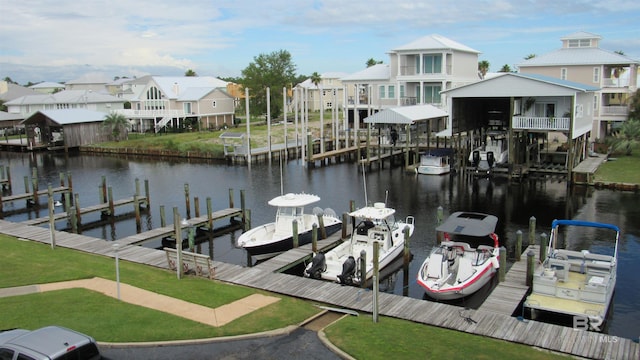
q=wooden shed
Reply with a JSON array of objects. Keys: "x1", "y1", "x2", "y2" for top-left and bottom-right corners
[{"x1": 20, "y1": 109, "x2": 110, "y2": 150}]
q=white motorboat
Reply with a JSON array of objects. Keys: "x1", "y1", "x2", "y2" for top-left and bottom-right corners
[
  {"x1": 416, "y1": 211, "x2": 500, "y2": 300},
  {"x1": 417, "y1": 149, "x2": 452, "y2": 175},
  {"x1": 524, "y1": 219, "x2": 619, "y2": 330},
  {"x1": 468, "y1": 132, "x2": 508, "y2": 175},
  {"x1": 304, "y1": 202, "x2": 414, "y2": 286},
  {"x1": 236, "y1": 193, "x2": 342, "y2": 260}
]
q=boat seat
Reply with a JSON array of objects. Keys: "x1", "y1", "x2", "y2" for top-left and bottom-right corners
[
  {"x1": 427, "y1": 254, "x2": 444, "y2": 279},
  {"x1": 548, "y1": 258, "x2": 570, "y2": 282},
  {"x1": 456, "y1": 257, "x2": 476, "y2": 283}
]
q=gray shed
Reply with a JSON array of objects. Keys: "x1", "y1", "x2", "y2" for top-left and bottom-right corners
[{"x1": 21, "y1": 109, "x2": 110, "y2": 150}]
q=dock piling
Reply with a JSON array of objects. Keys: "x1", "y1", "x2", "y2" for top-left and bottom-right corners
[
  {"x1": 159, "y1": 205, "x2": 166, "y2": 227},
  {"x1": 539, "y1": 233, "x2": 548, "y2": 262},
  {"x1": 526, "y1": 250, "x2": 535, "y2": 286},
  {"x1": 359, "y1": 250, "x2": 367, "y2": 289},
  {"x1": 312, "y1": 223, "x2": 318, "y2": 253},
  {"x1": 317, "y1": 213, "x2": 326, "y2": 239},
  {"x1": 194, "y1": 197, "x2": 200, "y2": 218},
  {"x1": 184, "y1": 183, "x2": 191, "y2": 219},
  {"x1": 528, "y1": 216, "x2": 536, "y2": 246},
  {"x1": 515, "y1": 230, "x2": 523, "y2": 262},
  {"x1": 206, "y1": 197, "x2": 213, "y2": 230},
  {"x1": 292, "y1": 219, "x2": 299, "y2": 248},
  {"x1": 48, "y1": 184, "x2": 55, "y2": 249},
  {"x1": 498, "y1": 246, "x2": 506, "y2": 282}
]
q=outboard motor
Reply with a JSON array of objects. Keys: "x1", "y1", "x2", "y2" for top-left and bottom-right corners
[
  {"x1": 486, "y1": 151, "x2": 495, "y2": 168},
  {"x1": 472, "y1": 150, "x2": 480, "y2": 167},
  {"x1": 305, "y1": 252, "x2": 326, "y2": 279},
  {"x1": 337, "y1": 256, "x2": 356, "y2": 285}
]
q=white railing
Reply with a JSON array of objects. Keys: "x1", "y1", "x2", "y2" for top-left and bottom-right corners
[
  {"x1": 600, "y1": 106, "x2": 629, "y2": 116},
  {"x1": 512, "y1": 116, "x2": 570, "y2": 131},
  {"x1": 113, "y1": 109, "x2": 185, "y2": 118},
  {"x1": 602, "y1": 78, "x2": 630, "y2": 88}
]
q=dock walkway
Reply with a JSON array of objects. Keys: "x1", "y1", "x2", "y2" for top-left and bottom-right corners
[{"x1": 0, "y1": 220, "x2": 636, "y2": 360}]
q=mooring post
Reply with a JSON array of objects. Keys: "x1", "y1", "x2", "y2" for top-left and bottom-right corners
[
  {"x1": 516, "y1": 230, "x2": 523, "y2": 262},
  {"x1": 194, "y1": 197, "x2": 200, "y2": 218},
  {"x1": 349, "y1": 200, "x2": 356, "y2": 230},
  {"x1": 184, "y1": 183, "x2": 191, "y2": 219},
  {"x1": 159, "y1": 205, "x2": 166, "y2": 227},
  {"x1": 108, "y1": 187, "x2": 114, "y2": 216},
  {"x1": 135, "y1": 178, "x2": 140, "y2": 196},
  {"x1": 74, "y1": 193, "x2": 81, "y2": 225},
  {"x1": 240, "y1": 190, "x2": 246, "y2": 226},
  {"x1": 101, "y1": 176, "x2": 107, "y2": 204},
  {"x1": 499, "y1": 246, "x2": 506, "y2": 282},
  {"x1": 48, "y1": 184, "x2": 55, "y2": 249},
  {"x1": 359, "y1": 250, "x2": 367, "y2": 289},
  {"x1": 134, "y1": 194, "x2": 141, "y2": 230},
  {"x1": 69, "y1": 206, "x2": 78, "y2": 233},
  {"x1": 228, "y1": 188, "x2": 234, "y2": 208},
  {"x1": 341, "y1": 212, "x2": 348, "y2": 239},
  {"x1": 373, "y1": 241, "x2": 380, "y2": 323},
  {"x1": 312, "y1": 223, "x2": 318, "y2": 253},
  {"x1": 317, "y1": 213, "x2": 326, "y2": 239},
  {"x1": 67, "y1": 172, "x2": 73, "y2": 194},
  {"x1": 526, "y1": 250, "x2": 535, "y2": 286},
  {"x1": 403, "y1": 226, "x2": 411, "y2": 266},
  {"x1": 528, "y1": 216, "x2": 536, "y2": 247},
  {"x1": 31, "y1": 168, "x2": 38, "y2": 205},
  {"x1": 292, "y1": 219, "x2": 299, "y2": 248},
  {"x1": 144, "y1": 179, "x2": 150, "y2": 207},
  {"x1": 64, "y1": 192, "x2": 71, "y2": 214},
  {"x1": 244, "y1": 209, "x2": 251, "y2": 232},
  {"x1": 206, "y1": 197, "x2": 213, "y2": 230},
  {"x1": 539, "y1": 233, "x2": 548, "y2": 263},
  {"x1": 173, "y1": 206, "x2": 183, "y2": 279}
]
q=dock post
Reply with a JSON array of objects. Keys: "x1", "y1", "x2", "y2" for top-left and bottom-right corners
[
  {"x1": 292, "y1": 219, "x2": 299, "y2": 248},
  {"x1": 539, "y1": 233, "x2": 548, "y2": 263},
  {"x1": 240, "y1": 190, "x2": 246, "y2": 226},
  {"x1": 59, "y1": 172, "x2": 65, "y2": 187},
  {"x1": 135, "y1": 178, "x2": 140, "y2": 197},
  {"x1": 134, "y1": 194, "x2": 141, "y2": 231},
  {"x1": 48, "y1": 185, "x2": 55, "y2": 249},
  {"x1": 244, "y1": 209, "x2": 251, "y2": 232},
  {"x1": 74, "y1": 194, "x2": 81, "y2": 225},
  {"x1": 160, "y1": 205, "x2": 166, "y2": 227},
  {"x1": 515, "y1": 230, "x2": 523, "y2": 262},
  {"x1": 526, "y1": 250, "x2": 535, "y2": 286},
  {"x1": 108, "y1": 187, "x2": 114, "y2": 216},
  {"x1": 403, "y1": 226, "x2": 410, "y2": 297},
  {"x1": 206, "y1": 197, "x2": 213, "y2": 230},
  {"x1": 67, "y1": 172, "x2": 72, "y2": 194},
  {"x1": 312, "y1": 223, "x2": 318, "y2": 253},
  {"x1": 359, "y1": 250, "x2": 367, "y2": 289},
  {"x1": 64, "y1": 192, "x2": 71, "y2": 214},
  {"x1": 403, "y1": 226, "x2": 411, "y2": 266},
  {"x1": 101, "y1": 176, "x2": 107, "y2": 204},
  {"x1": 98, "y1": 185, "x2": 104, "y2": 209},
  {"x1": 184, "y1": 183, "x2": 191, "y2": 219},
  {"x1": 373, "y1": 241, "x2": 379, "y2": 323},
  {"x1": 31, "y1": 168, "x2": 38, "y2": 205},
  {"x1": 228, "y1": 188, "x2": 234, "y2": 208},
  {"x1": 5, "y1": 166, "x2": 11, "y2": 191},
  {"x1": 173, "y1": 207, "x2": 183, "y2": 279},
  {"x1": 341, "y1": 212, "x2": 348, "y2": 239},
  {"x1": 350, "y1": 200, "x2": 356, "y2": 230},
  {"x1": 194, "y1": 197, "x2": 200, "y2": 218},
  {"x1": 528, "y1": 216, "x2": 536, "y2": 246},
  {"x1": 317, "y1": 213, "x2": 326, "y2": 239},
  {"x1": 498, "y1": 246, "x2": 506, "y2": 282},
  {"x1": 144, "y1": 179, "x2": 150, "y2": 207},
  {"x1": 69, "y1": 206, "x2": 78, "y2": 233}
]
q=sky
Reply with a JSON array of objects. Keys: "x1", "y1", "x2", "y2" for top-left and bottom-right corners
[{"x1": 1, "y1": 0, "x2": 639, "y2": 85}]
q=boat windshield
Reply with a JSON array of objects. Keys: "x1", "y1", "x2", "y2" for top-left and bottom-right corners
[{"x1": 275, "y1": 206, "x2": 304, "y2": 223}]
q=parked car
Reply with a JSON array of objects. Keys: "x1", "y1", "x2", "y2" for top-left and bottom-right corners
[{"x1": 0, "y1": 326, "x2": 101, "y2": 360}]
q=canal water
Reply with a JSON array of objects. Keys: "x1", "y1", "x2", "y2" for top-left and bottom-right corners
[{"x1": 0, "y1": 151, "x2": 638, "y2": 340}]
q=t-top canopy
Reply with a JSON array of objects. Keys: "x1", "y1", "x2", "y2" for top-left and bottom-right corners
[
  {"x1": 349, "y1": 202, "x2": 396, "y2": 220},
  {"x1": 436, "y1": 211, "x2": 498, "y2": 237},
  {"x1": 267, "y1": 193, "x2": 321, "y2": 207}
]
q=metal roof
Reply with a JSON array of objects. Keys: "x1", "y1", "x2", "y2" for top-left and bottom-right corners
[
  {"x1": 436, "y1": 211, "x2": 498, "y2": 237},
  {"x1": 518, "y1": 48, "x2": 639, "y2": 67},
  {"x1": 22, "y1": 109, "x2": 107, "y2": 125},
  {"x1": 267, "y1": 193, "x2": 320, "y2": 207},
  {"x1": 341, "y1": 64, "x2": 390, "y2": 82},
  {"x1": 364, "y1": 104, "x2": 448, "y2": 125},
  {"x1": 391, "y1": 34, "x2": 480, "y2": 54},
  {"x1": 152, "y1": 76, "x2": 228, "y2": 99},
  {"x1": 441, "y1": 72, "x2": 600, "y2": 95},
  {"x1": 5, "y1": 90, "x2": 122, "y2": 105}
]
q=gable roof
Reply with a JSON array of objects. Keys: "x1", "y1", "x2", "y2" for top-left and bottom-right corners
[
  {"x1": 29, "y1": 82, "x2": 65, "y2": 90},
  {"x1": 0, "y1": 81, "x2": 40, "y2": 102},
  {"x1": 364, "y1": 104, "x2": 448, "y2": 125},
  {"x1": 391, "y1": 34, "x2": 480, "y2": 54},
  {"x1": 151, "y1": 76, "x2": 228, "y2": 99},
  {"x1": 518, "y1": 47, "x2": 639, "y2": 67},
  {"x1": 560, "y1": 31, "x2": 602, "y2": 41},
  {"x1": 5, "y1": 90, "x2": 124, "y2": 106},
  {"x1": 22, "y1": 109, "x2": 107, "y2": 125},
  {"x1": 341, "y1": 64, "x2": 390, "y2": 82}
]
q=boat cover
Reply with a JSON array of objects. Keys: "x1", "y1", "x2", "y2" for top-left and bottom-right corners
[{"x1": 436, "y1": 211, "x2": 498, "y2": 237}]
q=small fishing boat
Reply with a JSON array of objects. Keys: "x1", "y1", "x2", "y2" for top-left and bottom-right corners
[
  {"x1": 416, "y1": 211, "x2": 500, "y2": 300},
  {"x1": 524, "y1": 219, "x2": 619, "y2": 330},
  {"x1": 236, "y1": 193, "x2": 342, "y2": 260},
  {"x1": 304, "y1": 202, "x2": 414, "y2": 286},
  {"x1": 417, "y1": 149, "x2": 453, "y2": 175},
  {"x1": 468, "y1": 132, "x2": 508, "y2": 175}
]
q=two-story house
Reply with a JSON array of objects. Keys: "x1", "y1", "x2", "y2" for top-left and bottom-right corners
[
  {"x1": 518, "y1": 31, "x2": 639, "y2": 140},
  {"x1": 115, "y1": 76, "x2": 234, "y2": 133},
  {"x1": 4, "y1": 90, "x2": 126, "y2": 119}
]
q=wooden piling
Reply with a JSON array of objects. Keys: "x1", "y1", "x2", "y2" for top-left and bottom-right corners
[
  {"x1": 317, "y1": 213, "x2": 327, "y2": 239},
  {"x1": 108, "y1": 187, "x2": 114, "y2": 215},
  {"x1": 159, "y1": 205, "x2": 166, "y2": 227},
  {"x1": 31, "y1": 168, "x2": 38, "y2": 205},
  {"x1": 59, "y1": 173, "x2": 65, "y2": 187},
  {"x1": 5, "y1": 166, "x2": 11, "y2": 191},
  {"x1": 101, "y1": 176, "x2": 107, "y2": 204},
  {"x1": 206, "y1": 197, "x2": 213, "y2": 230},
  {"x1": 228, "y1": 188, "x2": 234, "y2": 208},
  {"x1": 64, "y1": 192, "x2": 71, "y2": 214},
  {"x1": 312, "y1": 223, "x2": 318, "y2": 253},
  {"x1": 244, "y1": 209, "x2": 251, "y2": 232},
  {"x1": 194, "y1": 197, "x2": 200, "y2": 218},
  {"x1": 403, "y1": 226, "x2": 411, "y2": 265},
  {"x1": 173, "y1": 207, "x2": 182, "y2": 279},
  {"x1": 69, "y1": 206, "x2": 78, "y2": 233},
  {"x1": 184, "y1": 183, "x2": 191, "y2": 219},
  {"x1": 292, "y1": 219, "x2": 299, "y2": 248},
  {"x1": 359, "y1": 250, "x2": 367, "y2": 289},
  {"x1": 144, "y1": 179, "x2": 150, "y2": 207},
  {"x1": 240, "y1": 190, "x2": 246, "y2": 226},
  {"x1": 67, "y1": 172, "x2": 73, "y2": 193},
  {"x1": 498, "y1": 246, "x2": 506, "y2": 282},
  {"x1": 515, "y1": 230, "x2": 523, "y2": 262},
  {"x1": 134, "y1": 194, "x2": 141, "y2": 230},
  {"x1": 48, "y1": 185, "x2": 55, "y2": 249},
  {"x1": 341, "y1": 212, "x2": 348, "y2": 239},
  {"x1": 528, "y1": 216, "x2": 536, "y2": 246},
  {"x1": 526, "y1": 250, "x2": 535, "y2": 286},
  {"x1": 373, "y1": 241, "x2": 380, "y2": 323},
  {"x1": 74, "y1": 194, "x2": 81, "y2": 224},
  {"x1": 539, "y1": 233, "x2": 548, "y2": 263}
]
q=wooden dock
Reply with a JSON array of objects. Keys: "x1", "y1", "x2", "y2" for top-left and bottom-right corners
[
  {"x1": 0, "y1": 186, "x2": 71, "y2": 212},
  {"x1": 0, "y1": 220, "x2": 636, "y2": 360}
]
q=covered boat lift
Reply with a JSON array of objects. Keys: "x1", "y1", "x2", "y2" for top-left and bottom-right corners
[{"x1": 363, "y1": 104, "x2": 450, "y2": 169}]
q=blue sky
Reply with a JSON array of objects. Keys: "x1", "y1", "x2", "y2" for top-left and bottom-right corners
[{"x1": 1, "y1": 0, "x2": 639, "y2": 84}]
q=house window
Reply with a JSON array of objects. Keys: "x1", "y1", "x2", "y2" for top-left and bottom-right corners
[
  {"x1": 594, "y1": 95, "x2": 598, "y2": 110},
  {"x1": 183, "y1": 102, "x2": 192, "y2": 114},
  {"x1": 326, "y1": 102, "x2": 333, "y2": 108},
  {"x1": 145, "y1": 86, "x2": 165, "y2": 110},
  {"x1": 423, "y1": 85, "x2": 441, "y2": 104},
  {"x1": 388, "y1": 85, "x2": 395, "y2": 99},
  {"x1": 593, "y1": 67, "x2": 600, "y2": 83},
  {"x1": 534, "y1": 103, "x2": 556, "y2": 117},
  {"x1": 212, "y1": 101, "x2": 217, "y2": 108},
  {"x1": 400, "y1": 85, "x2": 405, "y2": 99},
  {"x1": 560, "y1": 68, "x2": 567, "y2": 80},
  {"x1": 422, "y1": 54, "x2": 442, "y2": 74},
  {"x1": 379, "y1": 85, "x2": 386, "y2": 99},
  {"x1": 568, "y1": 39, "x2": 591, "y2": 48}
]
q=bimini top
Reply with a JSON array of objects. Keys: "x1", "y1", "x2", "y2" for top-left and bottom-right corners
[
  {"x1": 349, "y1": 202, "x2": 396, "y2": 220},
  {"x1": 268, "y1": 193, "x2": 321, "y2": 207},
  {"x1": 436, "y1": 211, "x2": 498, "y2": 237}
]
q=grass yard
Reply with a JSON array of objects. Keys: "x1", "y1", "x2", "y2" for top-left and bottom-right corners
[{"x1": 594, "y1": 145, "x2": 640, "y2": 183}]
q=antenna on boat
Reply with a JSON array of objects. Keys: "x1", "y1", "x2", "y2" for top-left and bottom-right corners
[
  {"x1": 361, "y1": 162, "x2": 368, "y2": 206},
  {"x1": 279, "y1": 151, "x2": 284, "y2": 196}
]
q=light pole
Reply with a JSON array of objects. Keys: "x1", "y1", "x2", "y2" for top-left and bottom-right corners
[{"x1": 113, "y1": 243, "x2": 120, "y2": 300}]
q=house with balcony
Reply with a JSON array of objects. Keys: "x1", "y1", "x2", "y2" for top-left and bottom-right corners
[
  {"x1": 295, "y1": 72, "x2": 349, "y2": 113},
  {"x1": 4, "y1": 90, "x2": 125, "y2": 119},
  {"x1": 442, "y1": 72, "x2": 598, "y2": 178},
  {"x1": 518, "y1": 31, "x2": 639, "y2": 140},
  {"x1": 114, "y1": 76, "x2": 234, "y2": 133}
]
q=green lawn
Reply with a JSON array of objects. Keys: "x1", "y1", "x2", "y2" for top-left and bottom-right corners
[{"x1": 594, "y1": 145, "x2": 640, "y2": 183}]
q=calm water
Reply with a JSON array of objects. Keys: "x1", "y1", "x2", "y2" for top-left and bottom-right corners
[{"x1": 0, "y1": 151, "x2": 638, "y2": 340}]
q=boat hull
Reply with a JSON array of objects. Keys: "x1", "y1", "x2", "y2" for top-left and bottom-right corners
[
  {"x1": 417, "y1": 263, "x2": 496, "y2": 300},
  {"x1": 417, "y1": 164, "x2": 450, "y2": 175}
]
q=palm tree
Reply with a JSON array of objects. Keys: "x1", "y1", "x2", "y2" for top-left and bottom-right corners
[
  {"x1": 103, "y1": 113, "x2": 129, "y2": 141},
  {"x1": 478, "y1": 60, "x2": 490, "y2": 79},
  {"x1": 608, "y1": 118, "x2": 640, "y2": 155},
  {"x1": 499, "y1": 64, "x2": 511, "y2": 73},
  {"x1": 524, "y1": 54, "x2": 536, "y2": 60},
  {"x1": 310, "y1": 72, "x2": 322, "y2": 88},
  {"x1": 185, "y1": 69, "x2": 197, "y2": 77},
  {"x1": 366, "y1": 58, "x2": 383, "y2": 67}
]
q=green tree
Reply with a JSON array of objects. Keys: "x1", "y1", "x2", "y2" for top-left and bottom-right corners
[
  {"x1": 524, "y1": 54, "x2": 536, "y2": 60},
  {"x1": 608, "y1": 118, "x2": 640, "y2": 155},
  {"x1": 2, "y1": 77, "x2": 17, "y2": 84},
  {"x1": 629, "y1": 90, "x2": 640, "y2": 120},
  {"x1": 366, "y1": 58, "x2": 383, "y2": 67},
  {"x1": 103, "y1": 113, "x2": 129, "y2": 141},
  {"x1": 241, "y1": 50, "x2": 297, "y2": 119},
  {"x1": 185, "y1": 69, "x2": 197, "y2": 76},
  {"x1": 498, "y1": 64, "x2": 511, "y2": 73},
  {"x1": 310, "y1": 72, "x2": 322, "y2": 87},
  {"x1": 478, "y1": 60, "x2": 490, "y2": 79}
]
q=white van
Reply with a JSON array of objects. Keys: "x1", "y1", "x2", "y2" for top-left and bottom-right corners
[{"x1": 0, "y1": 326, "x2": 101, "y2": 360}]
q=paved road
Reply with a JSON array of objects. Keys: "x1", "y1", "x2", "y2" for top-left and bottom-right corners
[{"x1": 99, "y1": 328, "x2": 343, "y2": 360}]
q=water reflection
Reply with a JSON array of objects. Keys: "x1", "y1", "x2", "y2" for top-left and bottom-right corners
[{"x1": 0, "y1": 151, "x2": 638, "y2": 339}]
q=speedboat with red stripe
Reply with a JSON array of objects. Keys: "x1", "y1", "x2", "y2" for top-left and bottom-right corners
[{"x1": 417, "y1": 211, "x2": 500, "y2": 300}]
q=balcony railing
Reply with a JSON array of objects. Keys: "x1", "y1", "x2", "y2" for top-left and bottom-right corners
[
  {"x1": 512, "y1": 116, "x2": 570, "y2": 131},
  {"x1": 600, "y1": 105, "x2": 629, "y2": 116},
  {"x1": 113, "y1": 109, "x2": 185, "y2": 118}
]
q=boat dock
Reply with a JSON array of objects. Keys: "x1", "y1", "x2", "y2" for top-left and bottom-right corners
[{"x1": 0, "y1": 220, "x2": 636, "y2": 360}]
